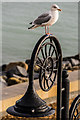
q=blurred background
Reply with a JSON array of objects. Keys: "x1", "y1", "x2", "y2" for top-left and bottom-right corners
[{"x1": 2, "y1": 2, "x2": 78, "y2": 64}]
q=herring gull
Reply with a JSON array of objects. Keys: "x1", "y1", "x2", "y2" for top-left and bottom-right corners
[{"x1": 28, "y1": 4, "x2": 61, "y2": 34}]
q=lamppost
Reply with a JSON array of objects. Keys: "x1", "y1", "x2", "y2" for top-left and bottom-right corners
[{"x1": 7, "y1": 34, "x2": 80, "y2": 120}]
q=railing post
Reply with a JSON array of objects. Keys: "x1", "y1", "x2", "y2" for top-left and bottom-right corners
[
  {"x1": 57, "y1": 55, "x2": 62, "y2": 120},
  {"x1": 62, "y1": 70, "x2": 69, "y2": 120}
]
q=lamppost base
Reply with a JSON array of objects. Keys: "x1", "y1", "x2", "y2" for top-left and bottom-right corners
[
  {"x1": 7, "y1": 87, "x2": 55, "y2": 117},
  {"x1": 7, "y1": 105, "x2": 55, "y2": 117}
]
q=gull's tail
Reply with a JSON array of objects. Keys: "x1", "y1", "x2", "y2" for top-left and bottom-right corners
[
  {"x1": 28, "y1": 25, "x2": 35, "y2": 29},
  {"x1": 28, "y1": 22, "x2": 39, "y2": 29}
]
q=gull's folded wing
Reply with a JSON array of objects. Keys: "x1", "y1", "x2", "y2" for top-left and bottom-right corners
[{"x1": 34, "y1": 13, "x2": 51, "y2": 25}]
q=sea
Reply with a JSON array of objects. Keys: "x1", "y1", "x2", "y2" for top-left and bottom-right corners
[{"x1": 2, "y1": 2, "x2": 78, "y2": 64}]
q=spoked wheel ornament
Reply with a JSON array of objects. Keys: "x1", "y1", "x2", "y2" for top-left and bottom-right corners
[
  {"x1": 28, "y1": 34, "x2": 61, "y2": 92},
  {"x1": 69, "y1": 95, "x2": 80, "y2": 120},
  {"x1": 35, "y1": 41, "x2": 59, "y2": 91}
]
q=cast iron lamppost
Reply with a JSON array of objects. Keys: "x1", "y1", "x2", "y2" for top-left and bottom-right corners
[{"x1": 6, "y1": 34, "x2": 80, "y2": 120}]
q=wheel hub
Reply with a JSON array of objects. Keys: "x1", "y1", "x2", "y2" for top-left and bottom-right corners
[{"x1": 43, "y1": 57, "x2": 53, "y2": 79}]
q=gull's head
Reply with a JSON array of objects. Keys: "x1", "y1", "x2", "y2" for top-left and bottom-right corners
[{"x1": 51, "y1": 4, "x2": 62, "y2": 11}]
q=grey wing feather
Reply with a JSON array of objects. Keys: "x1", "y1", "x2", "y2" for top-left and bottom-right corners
[
  {"x1": 34, "y1": 13, "x2": 51, "y2": 25},
  {"x1": 38, "y1": 13, "x2": 50, "y2": 18}
]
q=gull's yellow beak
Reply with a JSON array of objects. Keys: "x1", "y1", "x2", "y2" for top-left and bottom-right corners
[{"x1": 58, "y1": 9, "x2": 62, "y2": 11}]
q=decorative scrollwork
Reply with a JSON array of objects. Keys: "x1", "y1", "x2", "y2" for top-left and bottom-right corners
[{"x1": 69, "y1": 95, "x2": 80, "y2": 120}]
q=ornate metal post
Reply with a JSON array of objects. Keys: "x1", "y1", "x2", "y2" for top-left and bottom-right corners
[
  {"x1": 57, "y1": 47, "x2": 62, "y2": 120},
  {"x1": 6, "y1": 34, "x2": 62, "y2": 119},
  {"x1": 62, "y1": 70, "x2": 69, "y2": 120}
]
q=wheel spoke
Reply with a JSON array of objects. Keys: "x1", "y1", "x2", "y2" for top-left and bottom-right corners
[
  {"x1": 43, "y1": 79, "x2": 46, "y2": 89},
  {"x1": 74, "y1": 114, "x2": 76, "y2": 119},
  {"x1": 45, "y1": 45, "x2": 47, "y2": 58},
  {"x1": 41, "y1": 48, "x2": 45, "y2": 60},
  {"x1": 37, "y1": 57, "x2": 43, "y2": 65},
  {"x1": 36, "y1": 64, "x2": 42, "y2": 68},
  {"x1": 46, "y1": 79, "x2": 49, "y2": 89},
  {"x1": 75, "y1": 108, "x2": 80, "y2": 118},
  {"x1": 51, "y1": 49, "x2": 55, "y2": 56},
  {"x1": 41, "y1": 71, "x2": 45, "y2": 79},
  {"x1": 76, "y1": 112, "x2": 80, "y2": 118},
  {"x1": 49, "y1": 78, "x2": 53, "y2": 83},
  {"x1": 53, "y1": 59, "x2": 58, "y2": 64},
  {"x1": 49, "y1": 45, "x2": 52, "y2": 56},
  {"x1": 76, "y1": 108, "x2": 79, "y2": 115},
  {"x1": 41, "y1": 72, "x2": 46, "y2": 89},
  {"x1": 37, "y1": 64, "x2": 46, "y2": 71}
]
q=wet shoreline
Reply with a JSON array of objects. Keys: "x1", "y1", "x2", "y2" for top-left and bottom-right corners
[{"x1": 0, "y1": 54, "x2": 80, "y2": 87}]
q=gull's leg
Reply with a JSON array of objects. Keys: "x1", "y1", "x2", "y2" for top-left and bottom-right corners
[
  {"x1": 46, "y1": 26, "x2": 51, "y2": 35},
  {"x1": 48, "y1": 26, "x2": 49, "y2": 33},
  {"x1": 45, "y1": 26, "x2": 46, "y2": 34},
  {"x1": 45, "y1": 26, "x2": 47, "y2": 34},
  {"x1": 45, "y1": 26, "x2": 52, "y2": 35},
  {"x1": 46, "y1": 26, "x2": 53, "y2": 35}
]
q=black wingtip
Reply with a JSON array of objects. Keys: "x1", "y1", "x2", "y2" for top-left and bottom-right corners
[
  {"x1": 28, "y1": 27, "x2": 31, "y2": 29},
  {"x1": 29, "y1": 22, "x2": 32, "y2": 24},
  {"x1": 28, "y1": 25, "x2": 35, "y2": 29}
]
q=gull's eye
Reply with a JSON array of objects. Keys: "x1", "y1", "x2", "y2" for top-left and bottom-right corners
[{"x1": 53, "y1": 6, "x2": 57, "y2": 8}]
